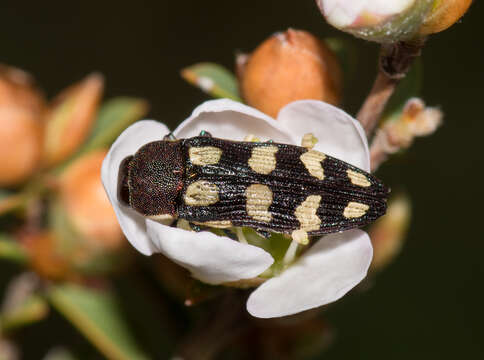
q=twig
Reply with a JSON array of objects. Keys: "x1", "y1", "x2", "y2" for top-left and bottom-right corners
[
  {"x1": 357, "y1": 40, "x2": 425, "y2": 137},
  {"x1": 369, "y1": 135, "x2": 390, "y2": 172}
]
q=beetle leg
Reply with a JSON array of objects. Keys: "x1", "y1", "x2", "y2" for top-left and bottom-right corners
[
  {"x1": 221, "y1": 229, "x2": 238, "y2": 240},
  {"x1": 255, "y1": 229, "x2": 271, "y2": 239},
  {"x1": 188, "y1": 222, "x2": 202, "y2": 232},
  {"x1": 198, "y1": 130, "x2": 212, "y2": 137},
  {"x1": 163, "y1": 132, "x2": 177, "y2": 141}
]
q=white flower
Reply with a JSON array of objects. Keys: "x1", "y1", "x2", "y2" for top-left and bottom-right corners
[
  {"x1": 101, "y1": 99, "x2": 373, "y2": 318},
  {"x1": 316, "y1": 0, "x2": 434, "y2": 43}
]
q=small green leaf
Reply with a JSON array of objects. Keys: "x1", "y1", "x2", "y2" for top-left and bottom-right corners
[
  {"x1": 80, "y1": 97, "x2": 149, "y2": 154},
  {"x1": 383, "y1": 59, "x2": 423, "y2": 119},
  {"x1": 0, "y1": 190, "x2": 24, "y2": 216},
  {"x1": 49, "y1": 199, "x2": 81, "y2": 255},
  {"x1": 181, "y1": 63, "x2": 241, "y2": 101},
  {"x1": 48, "y1": 284, "x2": 149, "y2": 360},
  {"x1": 0, "y1": 235, "x2": 28, "y2": 264},
  {"x1": 0, "y1": 294, "x2": 49, "y2": 333}
]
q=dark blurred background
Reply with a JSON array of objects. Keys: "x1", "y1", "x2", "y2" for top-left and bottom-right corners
[{"x1": 1, "y1": 0, "x2": 483, "y2": 358}]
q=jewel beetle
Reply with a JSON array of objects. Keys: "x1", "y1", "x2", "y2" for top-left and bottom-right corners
[{"x1": 118, "y1": 131, "x2": 388, "y2": 244}]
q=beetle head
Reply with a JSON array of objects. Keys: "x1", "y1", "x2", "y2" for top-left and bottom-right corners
[{"x1": 118, "y1": 140, "x2": 184, "y2": 218}]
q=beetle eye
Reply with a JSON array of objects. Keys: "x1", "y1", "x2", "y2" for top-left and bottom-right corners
[{"x1": 118, "y1": 155, "x2": 133, "y2": 206}]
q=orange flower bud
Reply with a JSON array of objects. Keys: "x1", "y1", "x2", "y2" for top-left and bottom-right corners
[
  {"x1": 419, "y1": 0, "x2": 473, "y2": 35},
  {"x1": 59, "y1": 150, "x2": 123, "y2": 250},
  {"x1": 0, "y1": 65, "x2": 46, "y2": 113},
  {"x1": 20, "y1": 231, "x2": 73, "y2": 281},
  {"x1": 0, "y1": 66, "x2": 46, "y2": 186},
  {"x1": 43, "y1": 73, "x2": 103, "y2": 167},
  {"x1": 240, "y1": 29, "x2": 342, "y2": 118}
]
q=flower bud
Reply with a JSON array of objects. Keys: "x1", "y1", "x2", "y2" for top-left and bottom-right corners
[
  {"x1": 43, "y1": 73, "x2": 103, "y2": 167},
  {"x1": 375, "y1": 97, "x2": 442, "y2": 152},
  {"x1": 0, "y1": 66, "x2": 46, "y2": 186},
  {"x1": 0, "y1": 338, "x2": 18, "y2": 360},
  {"x1": 369, "y1": 194, "x2": 411, "y2": 271},
  {"x1": 316, "y1": 0, "x2": 435, "y2": 43},
  {"x1": 20, "y1": 231, "x2": 73, "y2": 281},
  {"x1": 419, "y1": 0, "x2": 473, "y2": 35},
  {"x1": 0, "y1": 65, "x2": 45, "y2": 113},
  {"x1": 240, "y1": 29, "x2": 342, "y2": 118},
  {"x1": 59, "y1": 150, "x2": 123, "y2": 250}
]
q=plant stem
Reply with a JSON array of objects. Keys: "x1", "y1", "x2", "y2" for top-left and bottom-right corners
[{"x1": 357, "y1": 40, "x2": 424, "y2": 137}]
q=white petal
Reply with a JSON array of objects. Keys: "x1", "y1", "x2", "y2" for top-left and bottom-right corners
[
  {"x1": 319, "y1": 0, "x2": 416, "y2": 28},
  {"x1": 277, "y1": 100, "x2": 370, "y2": 171},
  {"x1": 174, "y1": 99, "x2": 293, "y2": 143},
  {"x1": 101, "y1": 120, "x2": 170, "y2": 255},
  {"x1": 146, "y1": 220, "x2": 274, "y2": 284},
  {"x1": 247, "y1": 229, "x2": 372, "y2": 318}
]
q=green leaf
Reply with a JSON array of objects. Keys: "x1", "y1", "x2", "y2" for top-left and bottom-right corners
[
  {"x1": 0, "y1": 190, "x2": 24, "y2": 216},
  {"x1": 383, "y1": 59, "x2": 423, "y2": 119},
  {"x1": 48, "y1": 199, "x2": 81, "y2": 255},
  {"x1": 181, "y1": 63, "x2": 241, "y2": 101},
  {"x1": 0, "y1": 294, "x2": 49, "y2": 333},
  {"x1": 0, "y1": 235, "x2": 28, "y2": 264},
  {"x1": 80, "y1": 97, "x2": 149, "y2": 154},
  {"x1": 48, "y1": 284, "x2": 149, "y2": 360}
]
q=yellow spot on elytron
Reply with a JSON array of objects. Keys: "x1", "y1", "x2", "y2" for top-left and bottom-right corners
[
  {"x1": 347, "y1": 169, "x2": 371, "y2": 187},
  {"x1": 291, "y1": 229, "x2": 309, "y2": 245},
  {"x1": 194, "y1": 220, "x2": 232, "y2": 228},
  {"x1": 295, "y1": 195, "x2": 322, "y2": 232},
  {"x1": 184, "y1": 180, "x2": 219, "y2": 206},
  {"x1": 246, "y1": 184, "x2": 273, "y2": 222},
  {"x1": 343, "y1": 202, "x2": 370, "y2": 219},
  {"x1": 248, "y1": 145, "x2": 278, "y2": 175},
  {"x1": 300, "y1": 150, "x2": 326, "y2": 180},
  {"x1": 189, "y1": 146, "x2": 222, "y2": 166},
  {"x1": 301, "y1": 133, "x2": 318, "y2": 149},
  {"x1": 148, "y1": 214, "x2": 175, "y2": 222}
]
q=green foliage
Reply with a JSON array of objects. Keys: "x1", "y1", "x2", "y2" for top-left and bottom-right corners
[
  {"x1": 48, "y1": 284, "x2": 149, "y2": 360},
  {"x1": 181, "y1": 62, "x2": 241, "y2": 101},
  {"x1": 0, "y1": 235, "x2": 28, "y2": 264},
  {"x1": 80, "y1": 97, "x2": 149, "y2": 154},
  {"x1": 0, "y1": 294, "x2": 49, "y2": 333},
  {"x1": 242, "y1": 229, "x2": 293, "y2": 276}
]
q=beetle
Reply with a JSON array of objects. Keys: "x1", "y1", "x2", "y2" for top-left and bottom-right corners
[{"x1": 118, "y1": 131, "x2": 388, "y2": 244}]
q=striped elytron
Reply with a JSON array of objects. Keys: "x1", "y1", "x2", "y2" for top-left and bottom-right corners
[{"x1": 118, "y1": 132, "x2": 389, "y2": 244}]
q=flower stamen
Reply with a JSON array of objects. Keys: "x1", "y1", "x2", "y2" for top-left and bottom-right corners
[
  {"x1": 283, "y1": 240, "x2": 299, "y2": 265},
  {"x1": 235, "y1": 227, "x2": 248, "y2": 244},
  {"x1": 301, "y1": 133, "x2": 318, "y2": 149}
]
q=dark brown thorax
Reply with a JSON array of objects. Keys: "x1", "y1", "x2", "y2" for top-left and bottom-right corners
[{"x1": 118, "y1": 140, "x2": 184, "y2": 217}]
